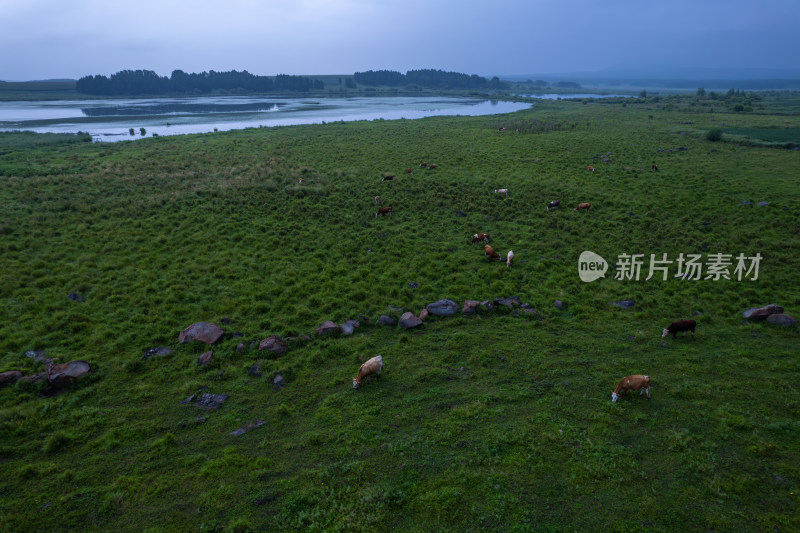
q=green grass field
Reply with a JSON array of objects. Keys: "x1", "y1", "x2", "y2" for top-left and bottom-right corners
[{"x1": 1, "y1": 96, "x2": 799, "y2": 532}]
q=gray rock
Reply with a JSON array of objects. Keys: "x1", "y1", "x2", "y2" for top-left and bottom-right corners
[
  {"x1": 399, "y1": 312, "x2": 423, "y2": 330},
  {"x1": 316, "y1": 321, "x2": 340, "y2": 337},
  {"x1": 179, "y1": 394, "x2": 196, "y2": 405},
  {"x1": 611, "y1": 299, "x2": 636, "y2": 309},
  {"x1": 339, "y1": 319, "x2": 361, "y2": 336},
  {"x1": 766, "y1": 314, "x2": 797, "y2": 327},
  {"x1": 273, "y1": 374, "x2": 285, "y2": 388},
  {"x1": 757, "y1": 201, "x2": 770, "y2": 207},
  {"x1": 47, "y1": 360, "x2": 91, "y2": 386},
  {"x1": 230, "y1": 420, "x2": 266, "y2": 437},
  {"x1": 480, "y1": 300, "x2": 495, "y2": 312},
  {"x1": 178, "y1": 322, "x2": 225, "y2": 345},
  {"x1": 378, "y1": 315, "x2": 395, "y2": 326},
  {"x1": 743, "y1": 304, "x2": 784, "y2": 320},
  {"x1": 408, "y1": 282, "x2": 419, "y2": 289},
  {"x1": 143, "y1": 346, "x2": 172, "y2": 358},
  {"x1": 25, "y1": 350, "x2": 50, "y2": 363},
  {"x1": 462, "y1": 300, "x2": 480, "y2": 315},
  {"x1": 427, "y1": 299, "x2": 459, "y2": 316},
  {"x1": 0, "y1": 370, "x2": 23, "y2": 388},
  {"x1": 197, "y1": 351, "x2": 213, "y2": 366},
  {"x1": 259, "y1": 335, "x2": 288, "y2": 354},
  {"x1": 248, "y1": 363, "x2": 262, "y2": 377},
  {"x1": 194, "y1": 393, "x2": 228, "y2": 409}
]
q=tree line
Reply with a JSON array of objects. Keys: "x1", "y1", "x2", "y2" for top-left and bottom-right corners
[
  {"x1": 76, "y1": 70, "x2": 324, "y2": 95},
  {"x1": 353, "y1": 69, "x2": 508, "y2": 89}
]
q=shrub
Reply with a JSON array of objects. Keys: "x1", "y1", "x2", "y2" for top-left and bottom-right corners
[{"x1": 706, "y1": 129, "x2": 723, "y2": 142}]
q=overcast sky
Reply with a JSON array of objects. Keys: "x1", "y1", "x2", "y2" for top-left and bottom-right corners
[{"x1": 1, "y1": 0, "x2": 798, "y2": 81}]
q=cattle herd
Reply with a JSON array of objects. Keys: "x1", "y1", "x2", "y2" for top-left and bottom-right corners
[{"x1": 354, "y1": 160, "x2": 691, "y2": 399}]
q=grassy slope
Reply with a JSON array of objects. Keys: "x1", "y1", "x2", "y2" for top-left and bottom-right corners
[{"x1": 0, "y1": 98, "x2": 799, "y2": 532}]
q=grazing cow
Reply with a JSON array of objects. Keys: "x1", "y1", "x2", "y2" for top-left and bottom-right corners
[
  {"x1": 406, "y1": 167, "x2": 413, "y2": 174},
  {"x1": 575, "y1": 202, "x2": 591, "y2": 211},
  {"x1": 381, "y1": 174, "x2": 395, "y2": 181},
  {"x1": 428, "y1": 163, "x2": 437, "y2": 170},
  {"x1": 376, "y1": 206, "x2": 393, "y2": 217},
  {"x1": 652, "y1": 164, "x2": 659, "y2": 171},
  {"x1": 494, "y1": 188, "x2": 508, "y2": 196},
  {"x1": 588, "y1": 166, "x2": 595, "y2": 172},
  {"x1": 420, "y1": 162, "x2": 428, "y2": 168},
  {"x1": 506, "y1": 250, "x2": 514, "y2": 267},
  {"x1": 375, "y1": 196, "x2": 381, "y2": 204},
  {"x1": 353, "y1": 355, "x2": 383, "y2": 389},
  {"x1": 471, "y1": 233, "x2": 490, "y2": 244},
  {"x1": 298, "y1": 178, "x2": 305, "y2": 184},
  {"x1": 547, "y1": 200, "x2": 560, "y2": 211},
  {"x1": 662, "y1": 319, "x2": 696, "y2": 338},
  {"x1": 484, "y1": 244, "x2": 501, "y2": 260},
  {"x1": 612, "y1": 375, "x2": 650, "y2": 402},
  {"x1": 499, "y1": 127, "x2": 506, "y2": 132}
]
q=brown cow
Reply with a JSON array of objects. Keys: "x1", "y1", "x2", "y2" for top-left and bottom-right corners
[
  {"x1": 484, "y1": 244, "x2": 501, "y2": 260},
  {"x1": 376, "y1": 206, "x2": 393, "y2": 217},
  {"x1": 575, "y1": 203, "x2": 591, "y2": 211}
]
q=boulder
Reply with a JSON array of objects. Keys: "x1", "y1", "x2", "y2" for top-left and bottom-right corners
[
  {"x1": 316, "y1": 321, "x2": 340, "y2": 337},
  {"x1": 399, "y1": 312, "x2": 423, "y2": 330},
  {"x1": 143, "y1": 346, "x2": 172, "y2": 358},
  {"x1": 378, "y1": 315, "x2": 395, "y2": 326},
  {"x1": 462, "y1": 300, "x2": 480, "y2": 315},
  {"x1": 197, "y1": 351, "x2": 213, "y2": 366},
  {"x1": 743, "y1": 304, "x2": 784, "y2": 321},
  {"x1": 766, "y1": 314, "x2": 797, "y2": 327},
  {"x1": 259, "y1": 335, "x2": 288, "y2": 354},
  {"x1": 47, "y1": 360, "x2": 91, "y2": 386},
  {"x1": 426, "y1": 299, "x2": 459, "y2": 316},
  {"x1": 0, "y1": 370, "x2": 23, "y2": 388},
  {"x1": 179, "y1": 322, "x2": 225, "y2": 345}
]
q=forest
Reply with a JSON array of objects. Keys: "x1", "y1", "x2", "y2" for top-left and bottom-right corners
[{"x1": 75, "y1": 69, "x2": 324, "y2": 95}]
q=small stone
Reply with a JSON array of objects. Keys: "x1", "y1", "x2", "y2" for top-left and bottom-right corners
[
  {"x1": 611, "y1": 299, "x2": 636, "y2": 309},
  {"x1": 419, "y1": 309, "x2": 429, "y2": 320},
  {"x1": 24, "y1": 350, "x2": 50, "y2": 363},
  {"x1": 743, "y1": 304, "x2": 784, "y2": 320},
  {"x1": 741, "y1": 201, "x2": 753, "y2": 207},
  {"x1": 378, "y1": 315, "x2": 395, "y2": 326},
  {"x1": 408, "y1": 282, "x2": 419, "y2": 289},
  {"x1": 248, "y1": 363, "x2": 262, "y2": 377},
  {"x1": 179, "y1": 322, "x2": 225, "y2": 345},
  {"x1": 554, "y1": 300, "x2": 565, "y2": 310},
  {"x1": 316, "y1": 321, "x2": 340, "y2": 337},
  {"x1": 143, "y1": 346, "x2": 172, "y2": 358},
  {"x1": 273, "y1": 374, "x2": 285, "y2": 388},
  {"x1": 197, "y1": 351, "x2": 213, "y2": 366},
  {"x1": 480, "y1": 300, "x2": 495, "y2": 312},
  {"x1": 220, "y1": 317, "x2": 232, "y2": 325},
  {"x1": 399, "y1": 311, "x2": 423, "y2": 330},
  {"x1": 194, "y1": 393, "x2": 228, "y2": 409},
  {"x1": 259, "y1": 335, "x2": 288, "y2": 354},
  {"x1": 766, "y1": 314, "x2": 797, "y2": 327},
  {"x1": 427, "y1": 299, "x2": 459, "y2": 316},
  {"x1": 236, "y1": 343, "x2": 245, "y2": 353},
  {"x1": 67, "y1": 292, "x2": 85, "y2": 302},
  {"x1": 757, "y1": 201, "x2": 770, "y2": 207},
  {"x1": 462, "y1": 300, "x2": 480, "y2": 315}
]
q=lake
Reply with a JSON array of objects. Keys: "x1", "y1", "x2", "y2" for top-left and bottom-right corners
[{"x1": 0, "y1": 96, "x2": 532, "y2": 142}]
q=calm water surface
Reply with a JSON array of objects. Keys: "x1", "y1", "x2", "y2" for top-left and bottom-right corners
[{"x1": 0, "y1": 96, "x2": 532, "y2": 142}]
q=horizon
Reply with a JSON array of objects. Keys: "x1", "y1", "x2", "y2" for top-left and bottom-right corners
[{"x1": 1, "y1": 1, "x2": 798, "y2": 82}]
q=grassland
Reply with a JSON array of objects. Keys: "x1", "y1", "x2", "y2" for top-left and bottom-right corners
[{"x1": 0, "y1": 95, "x2": 799, "y2": 532}]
